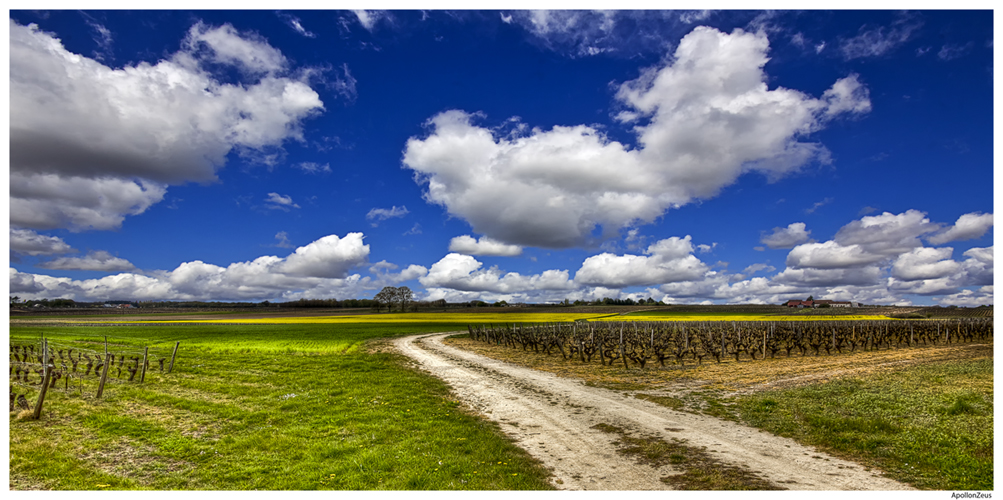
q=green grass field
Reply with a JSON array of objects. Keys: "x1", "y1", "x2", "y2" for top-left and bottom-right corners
[
  {"x1": 9, "y1": 323, "x2": 553, "y2": 490},
  {"x1": 731, "y1": 358, "x2": 993, "y2": 490}
]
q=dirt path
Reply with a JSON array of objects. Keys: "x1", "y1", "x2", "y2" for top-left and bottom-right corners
[{"x1": 394, "y1": 332, "x2": 913, "y2": 491}]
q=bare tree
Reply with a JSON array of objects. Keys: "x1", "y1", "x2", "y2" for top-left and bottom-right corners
[
  {"x1": 374, "y1": 286, "x2": 398, "y2": 313},
  {"x1": 395, "y1": 286, "x2": 414, "y2": 312}
]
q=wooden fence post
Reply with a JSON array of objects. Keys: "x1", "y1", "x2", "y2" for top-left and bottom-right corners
[
  {"x1": 140, "y1": 347, "x2": 149, "y2": 383},
  {"x1": 32, "y1": 340, "x2": 51, "y2": 419},
  {"x1": 96, "y1": 353, "x2": 112, "y2": 398},
  {"x1": 167, "y1": 342, "x2": 180, "y2": 374}
]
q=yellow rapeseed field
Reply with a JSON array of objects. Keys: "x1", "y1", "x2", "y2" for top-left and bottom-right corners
[
  {"x1": 62, "y1": 311, "x2": 620, "y2": 325},
  {"x1": 600, "y1": 313, "x2": 896, "y2": 322},
  {"x1": 58, "y1": 311, "x2": 894, "y2": 325}
]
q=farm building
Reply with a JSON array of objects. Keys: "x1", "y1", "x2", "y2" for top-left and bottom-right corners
[{"x1": 784, "y1": 300, "x2": 813, "y2": 308}]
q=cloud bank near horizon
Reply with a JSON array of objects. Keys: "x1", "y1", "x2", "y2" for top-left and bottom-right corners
[{"x1": 12, "y1": 210, "x2": 992, "y2": 307}]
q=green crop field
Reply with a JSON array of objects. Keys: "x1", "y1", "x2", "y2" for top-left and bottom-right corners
[{"x1": 9, "y1": 323, "x2": 553, "y2": 490}]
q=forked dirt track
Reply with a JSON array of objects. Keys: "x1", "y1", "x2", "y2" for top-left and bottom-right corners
[{"x1": 394, "y1": 332, "x2": 913, "y2": 491}]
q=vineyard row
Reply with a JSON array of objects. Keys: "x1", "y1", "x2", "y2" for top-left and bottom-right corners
[
  {"x1": 466, "y1": 319, "x2": 993, "y2": 368},
  {"x1": 9, "y1": 338, "x2": 181, "y2": 417}
]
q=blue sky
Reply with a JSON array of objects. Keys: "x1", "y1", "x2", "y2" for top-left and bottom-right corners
[{"x1": 7, "y1": 10, "x2": 995, "y2": 306}]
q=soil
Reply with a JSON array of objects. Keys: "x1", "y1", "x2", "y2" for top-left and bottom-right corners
[{"x1": 394, "y1": 332, "x2": 914, "y2": 491}]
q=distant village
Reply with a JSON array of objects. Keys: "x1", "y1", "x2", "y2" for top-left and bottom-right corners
[{"x1": 783, "y1": 297, "x2": 862, "y2": 309}]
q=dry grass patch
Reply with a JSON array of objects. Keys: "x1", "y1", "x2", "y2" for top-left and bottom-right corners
[
  {"x1": 117, "y1": 401, "x2": 223, "y2": 441},
  {"x1": 79, "y1": 436, "x2": 194, "y2": 484}
]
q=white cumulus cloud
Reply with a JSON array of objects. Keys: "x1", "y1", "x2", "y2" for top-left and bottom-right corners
[
  {"x1": 10, "y1": 228, "x2": 75, "y2": 256},
  {"x1": 38, "y1": 250, "x2": 136, "y2": 272},
  {"x1": 448, "y1": 235, "x2": 523, "y2": 257},
  {"x1": 786, "y1": 241, "x2": 884, "y2": 269},
  {"x1": 420, "y1": 253, "x2": 574, "y2": 294},
  {"x1": 890, "y1": 247, "x2": 960, "y2": 281},
  {"x1": 936, "y1": 286, "x2": 993, "y2": 307},
  {"x1": 761, "y1": 222, "x2": 812, "y2": 249},
  {"x1": 277, "y1": 233, "x2": 369, "y2": 279},
  {"x1": 574, "y1": 236, "x2": 709, "y2": 288},
  {"x1": 404, "y1": 26, "x2": 870, "y2": 249},
  {"x1": 9, "y1": 233, "x2": 372, "y2": 302},
  {"x1": 11, "y1": 173, "x2": 167, "y2": 232},
  {"x1": 10, "y1": 20, "x2": 324, "y2": 231},
  {"x1": 833, "y1": 209, "x2": 939, "y2": 256},
  {"x1": 927, "y1": 212, "x2": 993, "y2": 245}
]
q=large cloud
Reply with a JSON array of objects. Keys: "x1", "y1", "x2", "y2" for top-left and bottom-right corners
[
  {"x1": 772, "y1": 266, "x2": 884, "y2": 287},
  {"x1": 786, "y1": 241, "x2": 884, "y2": 269},
  {"x1": 419, "y1": 253, "x2": 575, "y2": 294},
  {"x1": 783, "y1": 210, "x2": 944, "y2": 274},
  {"x1": 926, "y1": 212, "x2": 993, "y2": 245},
  {"x1": 574, "y1": 236, "x2": 709, "y2": 288},
  {"x1": 10, "y1": 173, "x2": 166, "y2": 231},
  {"x1": 641, "y1": 211, "x2": 992, "y2": 306},
  {"x1": 403, "y1": 27, "x2": 870, "y2": 248},
  {"x1": 833, "y1": 209, "x2": 938, "y2": 256},
  {"x1": 276, "y1": 233, "x2": 370, "y2": 278},
  {"x1": 39, "y1": 251, "x2": 137, "y2": 272},
  {"x1": 936, "y1": 286, "x2": 993, "y2": 307},
  {"x1": 10, "y1": 228, "x2": 75, "y2": 256},
  {"x1": 957, "y1": 246, "x2": 993, "y2": 287},
  {"x1": 10, "y1": 20, "x2": 324, "y2": 231},
  {"x1": 890, "y1": 247, "x2": 960, "y2": 281},
  {"x1": 771, "y1": 211, "x2": 992, "y2": 302}
]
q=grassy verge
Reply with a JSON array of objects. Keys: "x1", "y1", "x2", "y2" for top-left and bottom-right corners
[
  {"x1": 730, "y1": 358, "x2": 993, "y2": 490},
  {"x1": 9, "y1": 324, "x2": 553, "y2": 490}
]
